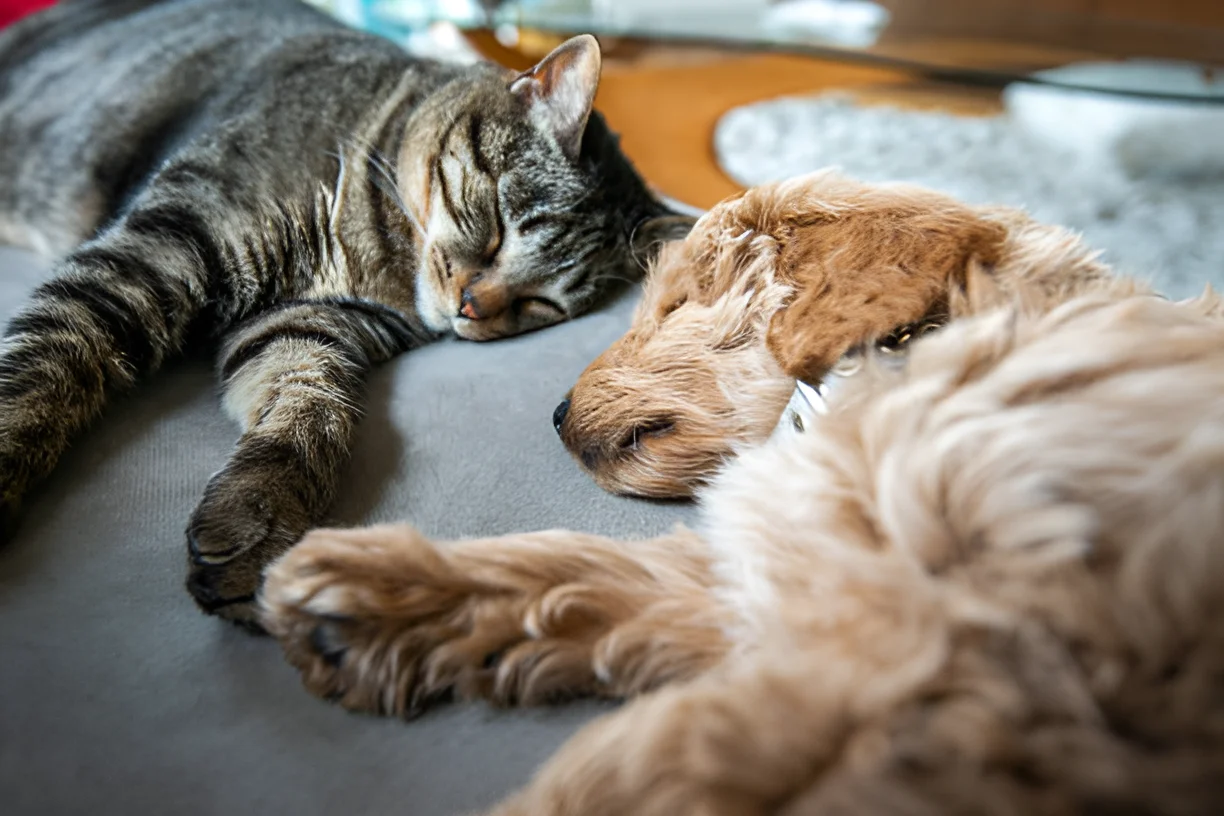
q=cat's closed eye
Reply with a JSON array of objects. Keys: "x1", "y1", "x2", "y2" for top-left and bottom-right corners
[
  {"x1": 515, "y1": 296, "x2": 565, "y2": 318},
  {"x1": 482, "y1": 196, "x2": 504, "y2": 264},
  {"x1": 482, "y1": 232, "x2": 502, "y2": 265}
]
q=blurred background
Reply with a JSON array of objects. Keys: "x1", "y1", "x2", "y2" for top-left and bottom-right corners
[{"x1": 301, "y1": 0, "x2": 1224, "y2": 297}]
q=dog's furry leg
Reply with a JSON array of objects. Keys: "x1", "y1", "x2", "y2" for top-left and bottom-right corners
[
  {"x1": 488, "y1": 651, "x2": 878, "y2": 816},
  {"x1": 491, "y1": 623, "x2": 1224, "y2": 816},
  {"x1": 260, "y1": 524, "x2": 730, "y2": 716}
]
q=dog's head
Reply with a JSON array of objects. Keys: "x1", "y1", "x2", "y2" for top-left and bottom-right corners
[
  {"x1": 552, "y1": 226, "x2": 795, "y2": 498},
  {"x1": 553, "y1": 171, "x2": 1107, "y2": 498}
]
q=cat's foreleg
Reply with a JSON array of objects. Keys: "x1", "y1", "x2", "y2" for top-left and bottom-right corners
[
  {"x1": 260, "y1": 523, "x2": 732, "y2": 716},
  {"x1": 0, "y1": 232, "x2": 208, "y2": 537},
  {"x1": 186, "y1": 300, "x2": 413, "y2": 626}
]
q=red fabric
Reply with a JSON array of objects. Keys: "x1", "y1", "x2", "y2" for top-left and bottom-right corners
[{"x1": 0, "y1": 0, "x2": 57, "y2": 30}]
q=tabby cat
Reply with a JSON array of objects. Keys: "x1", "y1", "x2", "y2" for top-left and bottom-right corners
[{"x1": 0, "y1": 0, "x2": 687, "y2": 627}]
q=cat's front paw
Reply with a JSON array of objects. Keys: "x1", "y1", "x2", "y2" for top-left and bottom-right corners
[
  {"x1": 260, "y1": 525, "x2": 578, "y2": 717},
  {"x1": 185, "y1": 463, "x2": 311, "y2": 629}
]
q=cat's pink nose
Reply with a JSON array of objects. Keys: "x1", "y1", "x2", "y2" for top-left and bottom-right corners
[
  {"x1": 459, "y1": 283, "x2": 508, "y2": 321},
  {"x1": 460, "y1": 289, "x2": 481, "y2": 319}
]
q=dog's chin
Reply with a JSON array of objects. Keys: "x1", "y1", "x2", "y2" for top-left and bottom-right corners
[
  {"x1": 578, "y1": 446, "x2": 730, "y2": 500},
  {"x1": 592, "y1": 470, "x2": 700, "y2": 501},
  {"x1": 615, "y1": 474, "x2": 700, "y2": 500}
]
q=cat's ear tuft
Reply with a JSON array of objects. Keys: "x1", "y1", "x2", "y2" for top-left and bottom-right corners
[
  {"x1": 630, "y1": 214, "x2": 698, "y2": 267},
  {"x1": 510, "y1": 34, "x2": 602, "y2": 161}
]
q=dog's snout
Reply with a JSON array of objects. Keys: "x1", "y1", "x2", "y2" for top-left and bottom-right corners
[{"x1": 553, "y1": 398, "x2": 571, "y2": 434}]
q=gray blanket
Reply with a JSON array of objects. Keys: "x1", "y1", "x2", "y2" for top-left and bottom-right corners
[{"x1": 0, "y1": 246, "x2": 695, "y2": 815}]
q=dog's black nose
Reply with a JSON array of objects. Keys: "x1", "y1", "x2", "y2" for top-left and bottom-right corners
[{"x1": 552, "y1": 398, "x2": 570, "y2": 434}]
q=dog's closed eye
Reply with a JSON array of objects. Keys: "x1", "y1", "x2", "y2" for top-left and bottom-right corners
[{"x1": 617, "y1": 419, "x2": 677, "y2": 451}]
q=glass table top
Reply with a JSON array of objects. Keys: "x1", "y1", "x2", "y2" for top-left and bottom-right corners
[{"x1": 330, "y1": 0, "x2": 1224, "y2": 103}]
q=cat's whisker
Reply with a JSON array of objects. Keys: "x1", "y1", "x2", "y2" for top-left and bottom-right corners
[
  {"x1": 340, "y1": 136, "x2": 427, "y2": 241},
  {"x1": 588, "y1": 270, "x2": 642, "y2": 288},
  {"x1": 328, "y1": 144, "x2": 348, "y2": 236},
  {"x1": 370, "y1": 154, "x2": 427, "y2": 241}
]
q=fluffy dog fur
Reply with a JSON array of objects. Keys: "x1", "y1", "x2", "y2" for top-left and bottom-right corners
[{"x1": 261, "y1": 172, "x2": 1224, "y2": 814}]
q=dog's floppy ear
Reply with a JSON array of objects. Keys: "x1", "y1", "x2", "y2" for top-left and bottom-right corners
[
  {"x1": 956, "y1": 259, "x2": 1008, "y2": 315},
  {"x1": 765, "y1": 275, "x2": 951, "y2": 385},
  {"x1": 764, "y1": 210, "x2": 1007, "y2": 384}
]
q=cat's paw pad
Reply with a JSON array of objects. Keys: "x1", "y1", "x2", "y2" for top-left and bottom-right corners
[
  {"x1": 260, "y1": 527, "x2": 567, "y2": 716},
  {"x1": 185, "y1": 465, "x2": 309, "y2": 627}
]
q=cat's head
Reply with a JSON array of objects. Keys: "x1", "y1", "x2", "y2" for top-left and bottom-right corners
[{"x1": 397, "y1": 35, "x2": 692, "y2": 341}]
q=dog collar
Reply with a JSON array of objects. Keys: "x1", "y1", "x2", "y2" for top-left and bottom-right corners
[
  {"x1": 777, "y1": 378, "x2": 831, "y2": 436},
  {"x1": 772, "y1": 317, "x2": 945, "y2": 438}
]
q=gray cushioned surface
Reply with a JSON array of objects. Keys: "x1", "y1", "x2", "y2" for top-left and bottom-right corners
[{"x1": 0, "y1": 246, "x2": 695, "y2": 815}]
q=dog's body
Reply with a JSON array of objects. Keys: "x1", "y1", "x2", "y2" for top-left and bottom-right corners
[{"x1": 262, "y1": 173, "x2": 1224, "y2": 814}]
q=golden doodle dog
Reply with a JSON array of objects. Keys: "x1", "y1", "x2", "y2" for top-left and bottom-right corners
[
  {"x1": 262, "y1": 172, "x2": 1224, "y2": 814},
  {"x1": 554, "y1": 170, "x2": 1117, "y2": 498}
]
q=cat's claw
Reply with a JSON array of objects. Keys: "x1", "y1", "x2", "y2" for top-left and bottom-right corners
[
  {"x1": 185, "y1": 526, "x2": 302, "y2": 629},
  {"x1": 185, "y1": 464, "x2": 311, "y2": 628}
]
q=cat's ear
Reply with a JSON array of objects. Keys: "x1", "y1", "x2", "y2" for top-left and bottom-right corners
[
  {"x1": 510, "y1": 34, "x2": 602, "y2": 161},
  {"x1": 630, "y1": 213, "x2": 699, "y2": 267}
]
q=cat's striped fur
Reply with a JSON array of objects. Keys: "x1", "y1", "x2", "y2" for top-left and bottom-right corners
[{"x1": 0, "y1": 0, "x2": 688, "y2": 626}]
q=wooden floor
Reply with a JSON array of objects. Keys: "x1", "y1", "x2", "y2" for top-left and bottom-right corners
[
  {"x1": 465, "y1": 32, "x2": 1033, "y2": 209},
  {"x1": 465, "y1": 26, "x2": 1219, "y2": 209},
  {"x1": 463, "y1": 0, "x2": 1224, "y2": 209},
  {"x1": 592, "y1": 53, "x2": 1005, "y2": 208}
]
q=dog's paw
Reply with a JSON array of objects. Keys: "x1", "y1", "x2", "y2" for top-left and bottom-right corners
[
  {"x1": 260, "y1": 526, "x2": 599, "y2": 717},
  {"x1": 185, "y1": 463, "x2": 311, "y2": 628}
]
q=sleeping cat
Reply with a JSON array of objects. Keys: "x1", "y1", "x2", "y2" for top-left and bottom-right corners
[{"x1": 0, "y1": 0, "x2": 688, "y2": 627}]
